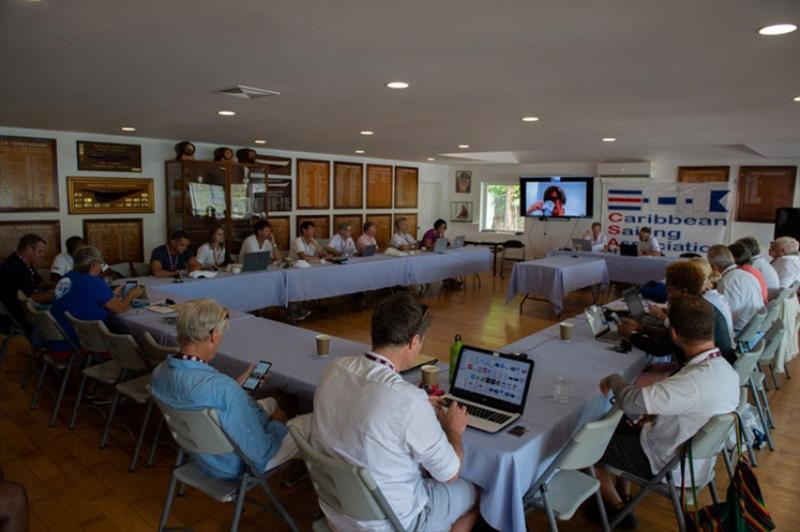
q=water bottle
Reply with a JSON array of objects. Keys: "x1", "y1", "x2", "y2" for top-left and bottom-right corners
[
  {"x1": 449, "y1": 335, "x2": 463, "y2": 384},
  {"x1": 542, "y1": 200, "x2": 555, "y2": 216}
]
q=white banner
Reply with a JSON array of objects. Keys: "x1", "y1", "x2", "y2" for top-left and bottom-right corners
[{"x1": 601, "y1": 178, "x2": 732, "y2": 256}]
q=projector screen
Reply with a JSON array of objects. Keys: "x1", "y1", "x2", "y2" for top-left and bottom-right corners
[{"x1": 520, "y1": 177, "x2": 593, "y2": 218}]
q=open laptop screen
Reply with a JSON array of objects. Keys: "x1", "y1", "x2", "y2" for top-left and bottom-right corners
[
  {"x1": 451, "y1": 346, "x2": 533, "y2": 412},
  {"x1": 622, "y1": 287, "x2": 646, "y2": 318}
]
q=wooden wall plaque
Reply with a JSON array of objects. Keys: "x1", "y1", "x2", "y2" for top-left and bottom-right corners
[
  {"x1": 0, "y1": 136, "x2": 59, "y2": 212},
  {"x1": 394, "y1": 166, "x2": 419, "y2": 208},
  {"x1": 393, "y1": 213, "x2": 418, "y2": 239},
  {"x1": 296, "y1": 215, "x2": 331, "y2": 240},
  {"x1": 366, "y1": 213, "x2": 392, "y2": 249},
  {"x1": 269, "y1": 216, "x2": 291, "y2": 251},
  {"x1": 366, "y1": 164, "x2": 393, "y2": 208},
  {"x1": 83, "y1": 218, "x2": 144, "y2": 264},
  {"x1": 0, "y1": 220, "x2": 61, "y2": 266},
  {"x1": 256, "y1": 154, "x2": 292, "y2": 176},
  {"x1": 77, "y1": 140, "x2": 142, "y2": 172},
  {"x1": 678, "y1": 166, "x2": 730, "y2": 183},
  {"x1": 333, "y1": 161, "x2": 364, "y2": 209},
  {"x1": 296, "y1": 159, "x2": 330, "y2": 209},
  {"x1": 67, "y1": 176, "x2": 154, "y2": 214},
  {"x1": 267, "y1": 178, "x2": 292, "y2": 212},
  {"x1": 736, "y1": 166, "x2": 798, "y2": 223},
  {"x1": 333, "y1": 214, "x2": 364, "y2": 241}
]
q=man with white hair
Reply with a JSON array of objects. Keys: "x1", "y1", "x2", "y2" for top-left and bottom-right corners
[
  {"x1": 149, "y1": 298, "x2": 298, "y2": 480},
  {"x1": 707, "y1": 245, "x2": 762, "y2": 333},
  {"x1": 769, "y1": 236, "x2": 800, "y2": 288},
  {"x1": 737, "y1": 236, "x2": 780, "y2": 291}
]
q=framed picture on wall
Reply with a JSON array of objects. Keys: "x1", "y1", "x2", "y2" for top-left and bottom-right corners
[
  {"x1": 455, "y1": 170, "x2": 472, "y2": 194},
  {"x1": 450, "y1": 201, "x2": 473, "y2": 222}
]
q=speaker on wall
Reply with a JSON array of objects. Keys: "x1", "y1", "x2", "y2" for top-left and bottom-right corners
[{"x1": 774, "y1": 208, "x2": 800, "y2": 240}]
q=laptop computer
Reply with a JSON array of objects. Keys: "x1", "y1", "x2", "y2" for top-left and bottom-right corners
[
  {"x1": 242, "y1": 251, "x2": 271, "y2": 272},
  {"x1": 434, "y1": 238, "x2": 448, "y2": 254},
  {"x1": 585, "y1": 304, "x2": 623, "y2": 344},
  {"x1": 622, "y1": 287, "x2": 663, "y2": 326},
  {"x1": 452, "y1": 235, "x2": 466, "y2": 248},
  {"x1": 361, "y1": 244, "x2": 377, "y2": 257},
  {"x1": 620, "y1": 243, "x2": 638, "y2": 257},
  {"x1": 443, "y1": 345, "x2": 534, "y2": 434},
  {"x1": 572, "y1": 238, "x2": 593, "y2": 252}
]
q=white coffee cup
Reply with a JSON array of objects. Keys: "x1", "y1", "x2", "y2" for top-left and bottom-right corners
[{"x1": 559, "y1": 322, "x2": 574, "y2": 341}]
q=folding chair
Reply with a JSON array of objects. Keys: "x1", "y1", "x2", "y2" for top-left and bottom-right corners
[
  {"x1": 16, "y1": 290, "x2": 43, "y2": 389},
  {"x1": 758, "y1": 320, "x2": 785, "y2": 392},
  {"x1": 733, "y1": 341, "x2": 773, "y2": 451},
  {"x1": 0, "y1": 300, "x2": 25, "y2": 371},
  {"x1": 141, "y1": 331, "x2": 179, "y2": 467},
  {"x1": 524, "y1": 408, "x2": 624, "y2": 532},
  {"x1": 734, "y1": 307, "x2": 766, "y2": 353},
  {"x1": 676, "y1": 414, "x2": 736, "y2": 509},
  {"x1": 154, "y1": 398, "x2": 298, "y2": 532},
  {"x1": 500, "y1": 240, "x2": 525, "y2": 279},
  {"x1": 98, "y1": 327, "x2": 153, "y2": 472},
  {"x1": 66, "y1": 311, "x2": 121, "y2": 430},
  {"x1": 26, "y1": 301, "x2": 81, "y2": 427},
  {"x1": 289, "y1": 424, "x2": 404, "y2": 532}
]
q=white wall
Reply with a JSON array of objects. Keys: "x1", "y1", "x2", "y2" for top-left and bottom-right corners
[
  {"x1": 0, "y1": 126, "x2": 448, "y2": 257},
  {"x1": 442, "y1": 158, "x2": 800, "y2": 258}
]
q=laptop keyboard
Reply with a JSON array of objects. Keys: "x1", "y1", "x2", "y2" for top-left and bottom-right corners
[{"x1": 443, "y1": 398, "x2": 512, "y2": 424}]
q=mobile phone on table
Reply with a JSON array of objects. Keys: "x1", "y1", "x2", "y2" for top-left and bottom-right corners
[
  {"x1": 242, "y1": 360, "x2": 272, "y2": 391},
  {"x1": 122, "y1": 280, "x2": 138, "y2": 298}
]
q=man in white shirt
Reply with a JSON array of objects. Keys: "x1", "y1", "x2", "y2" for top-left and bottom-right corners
[
  {"x1": 637, "y1": 227, "x2": 661, "y2": 256},
  {"x1": 737, "y1": 236, "x2": 780, "y2": 291},
  {"x1": 583, "y1": 222, "x2": 608, "y2": 252},
  {"x1": 390, "y1": 217, "x2": 418, "y2": 251},
  {"x1": 292, "y1": 221, "x2": 329, "y2": 261},
  {"x1": 325, "y1": 223, "x2": 357, "y2": 257},
  {"x1": 707, "y1": 245, "x2": 762, "y2": 333},
  {"x1": 593, "y1": 295, "x2": 739, "y2": 526},
  {"x1": 769, "y1": 236, "x2": 800, "y2": 288},
  {"x1": 49, "y1": 236, "x2": 85, "y2": 283},
  {"x1": 239, "y1": 220, "x2": 281, "y2": 262},
  {"x1": 310, "y1": 294, "x2": 478, "y2": 532}
]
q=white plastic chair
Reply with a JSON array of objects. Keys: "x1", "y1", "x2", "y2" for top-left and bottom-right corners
[
  {"x1": 141, "y1": 332, "x2": 179, "y2": 468},
  {"x1": 288, "y1": 424, "x2": 405, "y2": 532},
  {"x1": 154, "y1": 398, "x2": 298, "y2": 532},
  {"x1": 674, "y1": 414, "x2": 736, "y2": 509},
  {"x1": 734, "y1": 306, "x2": 766, "y2": 352},
  {"x1": 734, "y1": 341, "x2": 773, "y2": 451},
  {"x1": 524, "y1": 408, "x2": 624, "y2": 532}
]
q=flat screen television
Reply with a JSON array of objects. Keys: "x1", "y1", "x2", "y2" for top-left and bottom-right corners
[{"x1": 520, "y1": 176, "x2": 593, "y2": 218}]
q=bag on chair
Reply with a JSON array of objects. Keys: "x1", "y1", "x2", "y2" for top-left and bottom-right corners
[{"x1": 681, "y1": 414, "x2": 775, "y2": 532}]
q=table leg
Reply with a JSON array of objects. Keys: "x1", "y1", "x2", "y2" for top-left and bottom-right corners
[
  {"x1": 519, "y1": 294, "x2": 530, "y2": 312},
  {"x1": 492, "y1": 246, "x2": 499, "y2": 277}
]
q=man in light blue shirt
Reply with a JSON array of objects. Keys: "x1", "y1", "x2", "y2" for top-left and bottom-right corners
[{"x1": 150, "y1": 298, "x2": 294, "y2": 479}]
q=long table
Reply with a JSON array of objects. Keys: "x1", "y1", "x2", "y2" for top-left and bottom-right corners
[
  {"x1": 114, "y1": 295, "x2": 646, "y2": 532},
  {"x1": 548, "y1": 249, "x2": 678, "y2": 285},
  {"x1": 134, "y1": 247, "x2": 491, "y2": 311}
]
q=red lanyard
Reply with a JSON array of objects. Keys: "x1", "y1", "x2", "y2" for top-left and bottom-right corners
[{"x1": 364, "y1": 353, "x2": 396, "y2": 372}]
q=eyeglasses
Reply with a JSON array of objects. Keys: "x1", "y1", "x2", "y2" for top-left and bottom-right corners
[{"x1": 209, "y1": 309, "x2": 231, "y2": 336}]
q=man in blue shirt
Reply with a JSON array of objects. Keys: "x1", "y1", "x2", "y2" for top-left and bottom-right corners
[
  {"x1": 150, "y1": 230, "x2": 201, "y2": 277},
  {"x1": 149, "y1": 298, "x2": 296, "y2": 479}
]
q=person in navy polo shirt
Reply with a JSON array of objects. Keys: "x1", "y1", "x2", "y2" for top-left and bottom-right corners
[
  {"x1": 0, "y1": 234, "x2": 53, "y2": 326},
  {"x1": 150, "y1": 230, "x2": 201, "y2": 277},
  {"x1": 49, "y1": 246, "x2": 143, "y2": 359}
]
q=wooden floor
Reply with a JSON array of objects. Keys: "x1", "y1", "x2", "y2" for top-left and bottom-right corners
[{"x1": 1, "y1": 271, "x2": 798, "y2": 531}]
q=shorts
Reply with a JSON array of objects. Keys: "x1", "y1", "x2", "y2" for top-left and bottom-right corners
[
  {"x1": 601, "y1": 425, "x2": 654, "y2": 480},
  {"x1": 409, "y1": 477, "x2": 477, "y2": 532}
]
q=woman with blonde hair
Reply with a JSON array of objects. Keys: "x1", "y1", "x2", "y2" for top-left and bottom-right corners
[{"x1": 690, "y1": 257, "x2": 734, "y2": 343}]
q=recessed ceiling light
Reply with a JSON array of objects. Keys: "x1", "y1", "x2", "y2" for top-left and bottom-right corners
[
  {"x1": 360, "y1": 130, "x2": 374, "y2": 136},
  {"x1": 254, "y1": 139, "x2": 266, "y2": 144},
  {"x1": 458, "y1": 144, "x2": 470, "y2": 149},
  {"x1": 218, "y1": 110, "x2": 236, "y2": 116},
  {"x1": 355, "y1": 149, "x2": 365, "y2": 154},
  {"x1": 521, "y1": 116, "x2": 540, "y2": 122},
  {"x1": 602, "y1": 137, "x2": 617, "y2": 142},
  {"x1": 120, "y1": 126, "x2": 136, "y2": 132},
  {"x1": 794, "y1": 96, "x2": 800, "y2": 102},
  {"x1": 758, "y1": 24, "x2": 797, "y2": 36},
  {"x1": 386, "y1": 81, "x2": 410, "y2": 89},
  {"x1": 427, "y1": 157, "x2": 436, "y2": 161}
]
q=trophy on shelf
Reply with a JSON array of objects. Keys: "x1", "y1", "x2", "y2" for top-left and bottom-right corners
[
  {"x1": 236, "y1": 148, "x2": 257, "y2": 164},
  {"x1": 214, "y1": 147, "x2": 234, "y2": 162},
  {"x1": 174, "y1": 141, "x2": 196, "y2": 161}
]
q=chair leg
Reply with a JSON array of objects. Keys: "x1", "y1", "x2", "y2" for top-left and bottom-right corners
[
  {"x1": 129, "y1": 400, "x2": 154, "y2": 472},
  {"x1": 21, "y1": 350, "x2": 37, "y2": 390},
  {"x1": 749, "y1": 380, "x2": 774, "y2": 451},
  {"x1": 157, "y1": 473, "x2": 179, "y2": 532},
  {"x1": 540, "y1": 485, "x2": 559, "y2": 532},
  {"x1": 49, "y1": 357, "x2": 74, "y2": 427},
  {"x1": 784, "y1": 362, "x2": 791, "y2": 379},
  {"x1": 665, "y1": 472, "x2": 686, "y2": 532},
  {"x1": 68, "y1": 372, "x2": 89, "y2": 430},
  {"x1": 147, "y1": 416, "x2": 165, "y2": 467},
  {"x1": 721, "y1": 447, "x2": 735, "y2": 480},
  {"x1": 258, "y1": 478, "x2": 299, "y2": 532},
  {"x1": 769, "y1": 364, "x2": 780, "y2": 390},
  {"x1": 29, "y1": 360, "x2": 48, "y2": 410},
  {"x1": 708, "y1": 480, "x2": 720, "y2": 505},
  {"x1": 100, "y1": 389, "x2": 122, "y2": 449},
  {"x1": 759, "y1": 386, "x2": 775, "y2": 429},
  {"x1": 745, "y1": 436, "x2": 758, "y2": 467},
  {"x1": 758, "y1": 364, "x2": 771, "y2": 392},
  {"x1": 589, "y1": 466, "x2": 610, "y2": 532},
  {"x1": 230, "y1": 476, "x2": 249, "y2": 532}
]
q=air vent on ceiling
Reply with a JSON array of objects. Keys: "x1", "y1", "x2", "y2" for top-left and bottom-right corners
[{"x1": 218, "y1": 85, "x2": 281, "y2": 99}]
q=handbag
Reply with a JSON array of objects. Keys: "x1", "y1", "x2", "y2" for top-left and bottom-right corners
[{"x1": 681, "y1": 413, "x2": 775, "y2": 532}]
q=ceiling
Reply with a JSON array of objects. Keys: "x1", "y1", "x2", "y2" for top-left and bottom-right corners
[{"x1": 1, "y1": 0, "x2": 799, "y2": 164}]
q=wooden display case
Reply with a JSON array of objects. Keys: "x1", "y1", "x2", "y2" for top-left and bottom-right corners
[{"x1": 165, "y1": 160, "x2": 271, "y2": 253}]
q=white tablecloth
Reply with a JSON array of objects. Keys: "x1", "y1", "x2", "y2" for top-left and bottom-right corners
[{"x1": 548, "y1": 249, "x2": 679, "y2": 285}]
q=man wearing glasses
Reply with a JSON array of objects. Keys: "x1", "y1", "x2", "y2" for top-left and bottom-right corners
[
  {"x1": 149, "y1": 299, "x2": 298, "y2": 479},
  {"x1": 310, "y1": 293, "x2": 479, "y2": 532}
]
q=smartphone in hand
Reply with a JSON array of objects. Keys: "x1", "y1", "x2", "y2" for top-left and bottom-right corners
[{"x1": 242, "y1": 360, "x2": 272, "y2": 391}]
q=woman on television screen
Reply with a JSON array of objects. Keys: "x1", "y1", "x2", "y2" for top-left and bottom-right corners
[{"x1": 526, "y1": 185, "x2": 566, "y2": 216}]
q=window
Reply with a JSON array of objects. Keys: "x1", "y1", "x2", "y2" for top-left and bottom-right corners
[{"x1": 483, "y1": 184, "x2": 523, "y2": 232}]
